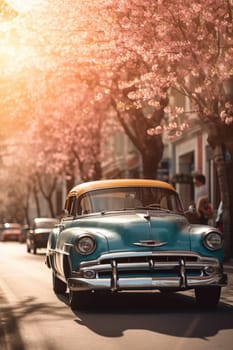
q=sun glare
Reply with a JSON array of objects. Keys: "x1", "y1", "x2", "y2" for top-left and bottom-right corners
[
  {"x1": 0, "y1": 8, "x2": 38, "y2": 76},
  {"x1": 6, "y1": 0, "x2": 46, "y2": 13}
]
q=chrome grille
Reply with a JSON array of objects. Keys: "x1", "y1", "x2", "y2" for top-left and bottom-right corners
[
  {"x1": 73, "y1": 251, "x2": 223, "y2": 292},
  {"x1": 79, "y1": 251, "x2": 218, "y2": 279},
  {"x1": 100, "y1": 255, "x2": 198, "y2": 264}
]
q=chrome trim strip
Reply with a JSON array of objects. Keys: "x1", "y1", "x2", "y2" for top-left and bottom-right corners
[
  {"x1": 79, "y1": 260, "x2": 221, "y2": 273},
  {"x1": 179, "y1": 258, "x2": 187, "y2": 288},
  {"x1": 111, "y1": 260, "x2": 118, "y2": 291},
  {"x1": 133, "y1": 241, "x2": 168, "y2": 247},
  {"x1": 68, "y1": 273, "x2": 227, "y2": 292},
  {"x1": 64, "y1": 243, "x2": 73, "y2": 247},
  {"x1": 48, "y1": 247, "x2": 70, "y2": 256},
  {"x1": 78, "y1": 250, "x2": 219, "y2": 269}
]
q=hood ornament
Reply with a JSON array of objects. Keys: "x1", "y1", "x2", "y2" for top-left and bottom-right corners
[
  {"x1": 133, "y1": 240, "x2": 168, "y2": 247},
  {"x1": 136, "y1": 212, "x2": 150, "y2": 221}
]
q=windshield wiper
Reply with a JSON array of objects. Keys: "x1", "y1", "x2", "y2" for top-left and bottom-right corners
[
  {"x1": 134, "y1": 206, "x2": 171, "y2": 213},
  {"x1": 101, "y1": 207, "x2": 171, "y2": 213}
]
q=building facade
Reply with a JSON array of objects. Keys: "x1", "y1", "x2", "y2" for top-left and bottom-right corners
[{"x1": 168, "y1": 128, "x2": 219, "y2": 212}]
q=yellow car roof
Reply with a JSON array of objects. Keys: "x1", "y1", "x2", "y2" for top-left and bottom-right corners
[{"x1": 68, "y1": 179, "x2": 176, "y2": 197}]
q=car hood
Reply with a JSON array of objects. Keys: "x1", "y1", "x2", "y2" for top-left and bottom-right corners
[{"x1": 71, "y1": 211, "x2": 191, "y2": 252}]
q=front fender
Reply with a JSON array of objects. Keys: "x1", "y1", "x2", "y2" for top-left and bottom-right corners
[
  {"x1": 189, "y1": 225, "x2": 224, "y2": 262},
  {"x1": 47, "y1": 226, "x2": 61, "y2": 250},
  {"x1": 56, "y1": 227, "x2": 110, "y2": 271},
  {"x1": 46, "y1": 226, "x2": 61, "y2": 268}
]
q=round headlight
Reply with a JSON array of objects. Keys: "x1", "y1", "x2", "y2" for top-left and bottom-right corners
[
  {"x1": 75, "y1": 235, "x2": 96, "y2": 255},
  {"x1": 203, "y1": 232, "x2": 223, "y2": 250}
]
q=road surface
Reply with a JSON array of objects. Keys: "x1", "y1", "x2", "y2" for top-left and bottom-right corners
[{"x1": 0, "y1": 242, "x2": 233, "y2": 350}]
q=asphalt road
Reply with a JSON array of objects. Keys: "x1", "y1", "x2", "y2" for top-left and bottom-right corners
[{"x1": 0, "y1": 242, "x2": 233, "y2": 350}]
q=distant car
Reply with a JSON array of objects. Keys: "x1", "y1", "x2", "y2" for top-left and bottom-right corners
[
  {"x1": 27, "y1": 217, "x2": 59, "y2": 254},
  {"x1": 46, "y1": 179, "x2": 227, "y2": 310},
  {"x1": 0, "y1": 223, "x2": 22, "y2": 242}
]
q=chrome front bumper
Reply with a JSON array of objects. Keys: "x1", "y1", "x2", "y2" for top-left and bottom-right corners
[
  {"x1": 67, "y1": 251, "x2": 228, "y2": 292},
  {"x1": 68, "y1": 274, "x2": 227, "y2": 292}
]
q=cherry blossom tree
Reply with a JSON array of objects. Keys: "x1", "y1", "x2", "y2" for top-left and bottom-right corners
[
  {"x1": 143, "y1": 0, "x2": 233, "y2": 258},
  {"x1": 71, "y1": 0, "x2": 233, "y2": 256},
  {"x1": 0, "y1": 0, "x2": 232, "y2": 256},
  {"x1": 43, "y1": 0, "x2": 232, "y2": 256},
  {"x1": 0, "y1": 151, "x2": 31, "y2": 223},
  {"x1": 2, "y1": 0, "x2": 232, "y2": 181}
]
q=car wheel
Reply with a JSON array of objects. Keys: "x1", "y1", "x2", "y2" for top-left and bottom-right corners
[
  {"x1": 33, "y1": 245, "x2": 37, "y2": 254},
  {"x1": 195, "y1": 286, "x2": 221, "y2": 308},
  {"x1": 53, "y1": 273, "x2": 67, "y2": 294},
  {"x1": 69, "y1": 290, "x2": 92, "y2": 310}
]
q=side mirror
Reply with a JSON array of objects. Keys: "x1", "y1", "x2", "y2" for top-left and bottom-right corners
[
  {"x1": 58, "y1": 209, "x2": 69, "y2": 219},
  {"x1": 185, "y1": 204, "x2": 200, "y2": 224},
  {"x1": 188, "y1": 204, "x2": 196, "y2": 213},
  {"x1": 63, "y1": 209, "x2": 69, "y2": 216}
]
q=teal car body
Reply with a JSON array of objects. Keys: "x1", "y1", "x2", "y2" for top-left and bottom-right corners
[{"x1": 46, "y1": 179, "x2": 227, "y2": 309}]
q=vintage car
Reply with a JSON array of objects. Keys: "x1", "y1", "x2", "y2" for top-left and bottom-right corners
[
  {"x1": 45, "y1": 179, "x2": 227, "y2": 310},
  {"x1": 27, "y1": 217, "x2": 59, "y2": 254},
  {"x1": 0, "y1": 223, "x2": 22, "y2": 241}
]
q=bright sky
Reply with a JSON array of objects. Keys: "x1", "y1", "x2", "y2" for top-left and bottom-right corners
[{"x1": 6, "y1": 0, "x2": 46, "y2": 13}]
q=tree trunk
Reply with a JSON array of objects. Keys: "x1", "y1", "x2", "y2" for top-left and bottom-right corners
[
  {"x1": 212, "y1": 144, "x2": 231, "y2": 259},
  {"x1": 33, "y1": 186, "x2": 41, "y2": 218},
  {"x1": 141, "y1": 137, "x2": 164, "y2": 179},
  {"x1": 23, "y1": 206, "x2": 30, "y2": 226},
  {"x1": 37, "y1": 175, "x2": 57, "y2": 218},
  {"x1": 47, "y1": 197, "x2": 55, "y2": 218},
  {"x1": 93, "y1": 159, "x2": 102, "y2": 180},
  {"x1": 23, "y1": 184, "x2": 31, "y2": 225},
  {"x1": 114, "y1": 108, "x2": 164, "y2": 179}
]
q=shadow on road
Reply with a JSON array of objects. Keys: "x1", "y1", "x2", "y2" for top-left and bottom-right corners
[
  {"x1": 1, "y1": 289, "x2": 233, "y2": 348},
  {"x1": 0, "y1": 293, "x2": 24, "y2": 349},
  {"x1": 57, "y1": 290, "x2": 233, "y2": 339},
  {"x1": 0, "y1": 293, "x2": 68, "y2": 350}
]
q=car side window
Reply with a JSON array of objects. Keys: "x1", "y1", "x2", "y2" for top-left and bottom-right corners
[
  {"x1": 160, "y1": 196, "x2": 169, "y2": 209},
  {"x1": 65, "y1": 196, "x2": 76, "y2": 216},
  {"x1": 78, "y1": 194, "x2": 92, "y2": 215}
]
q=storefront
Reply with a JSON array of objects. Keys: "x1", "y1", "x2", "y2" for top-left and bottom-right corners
[{"x1": 169, "y1": 129, "x2": 216, "y2": 210}]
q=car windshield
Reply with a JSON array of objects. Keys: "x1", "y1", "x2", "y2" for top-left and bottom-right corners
[
  {"x1": 77, "y1": 186, "x2": 184, "y2": 215},
  {"x1": 35, "y1": 220, "x2": 58, "y2": 229}
]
